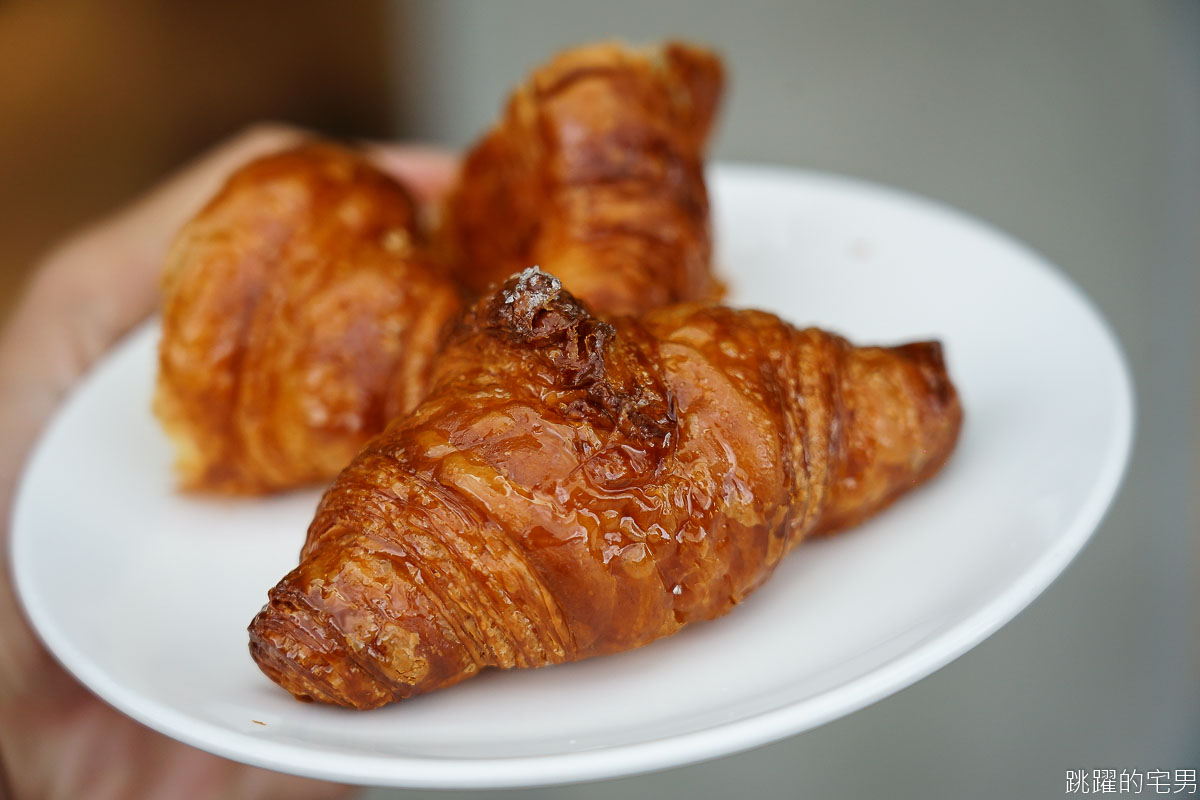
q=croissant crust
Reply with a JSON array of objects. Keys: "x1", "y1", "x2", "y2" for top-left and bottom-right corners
[
  {"x1": 442, "y1": 41, "x2": 725, "y2": 314},
  {"x1": 249, "y1": 269, "x2": 962, "y2": 708},
  {"x1": 154, "y1": 143, "x2": 463, "y2": 493}
]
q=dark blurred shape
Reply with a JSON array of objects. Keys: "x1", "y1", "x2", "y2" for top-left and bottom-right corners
[{"x1": 0, "y1": 0, "x2": 395, "y2": 320}]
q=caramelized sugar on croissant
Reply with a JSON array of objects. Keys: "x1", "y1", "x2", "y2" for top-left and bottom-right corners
[
  {"x1": 249, "y1": 268, "x2": 962, "y2": 709},
  {"x1": 155, "y1": 143, "x2": 463, "y2": 494},
  {"x1": 442, "y1": 41, "x2": 725, "y2": 315}
]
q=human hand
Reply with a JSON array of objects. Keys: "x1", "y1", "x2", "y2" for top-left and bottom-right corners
[{"x1": 0, "y1": 125, "x2": 457, "y2": 799}]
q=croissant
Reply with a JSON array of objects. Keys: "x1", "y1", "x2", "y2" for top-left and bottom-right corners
[
  {"x1": 442, "y1": 41, "x2": 724, "y2": 314},
  {"x1": 249, "y1": 268, "x2": 962, "y2": 708},
  {"x1": 155, "y1": 143, "x2": 463, "y2": 493}
]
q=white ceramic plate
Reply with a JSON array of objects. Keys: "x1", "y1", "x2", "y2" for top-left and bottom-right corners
[{"x1": 11, "y1": 165, "x2": 1133, "y2": 789}]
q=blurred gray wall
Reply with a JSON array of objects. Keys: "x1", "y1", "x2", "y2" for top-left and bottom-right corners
[{"x1": 369, "y1": 1, "x2": 1199, "y2": 798}]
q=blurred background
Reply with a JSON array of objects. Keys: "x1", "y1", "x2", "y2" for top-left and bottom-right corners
[{"x1": 2, "y1": 0, "x2": 1196, "y2": 797}]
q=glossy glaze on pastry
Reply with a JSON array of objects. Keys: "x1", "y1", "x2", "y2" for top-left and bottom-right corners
[
  {"x1": 249, "y1": 268, "x2": 962, "y2": 708},
  {"x1": 155, "y1": 143, "x2": 463, "y2": 493},
  {"x1": 442, "y1": 41, "x2": 724, "y2": 315}
]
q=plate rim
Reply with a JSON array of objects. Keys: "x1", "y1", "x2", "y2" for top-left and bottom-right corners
[{"x1": 10, "y1": 162, "x2": 1136, "y2": 788}]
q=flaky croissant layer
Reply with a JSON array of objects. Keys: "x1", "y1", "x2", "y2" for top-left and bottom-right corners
[
  {"x1": 249, "y1": 269, "x2": 962, "y2": 709},
  {"x1": 155, "y1": 143, "x2": 463, "y2": 494},
  {"x1": 442, "y1": 40, "x2": 725, "y2": 315}
]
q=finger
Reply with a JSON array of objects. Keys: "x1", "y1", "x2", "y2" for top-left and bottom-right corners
[
  {"x1": 111, "y1": 123, "x2": 310, "y2": 287},
  {"x1": 360, "y1": 141, "x2": 459, "y2": 205}
]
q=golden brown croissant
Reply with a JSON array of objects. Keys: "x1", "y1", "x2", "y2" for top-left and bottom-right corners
[
  {"x1": 249, "y1": 268, "x2": 962, "y2": 708},
  {"x1": 155, "y1": 143, "x2": 463, "y2": 493},
  {"x1": 441, "y1": 41, "x2": 724, "y2": 314}
]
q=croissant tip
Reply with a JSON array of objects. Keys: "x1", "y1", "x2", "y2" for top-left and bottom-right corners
[
  {"x1": 891, "y1": 340, "x2": 957, "y2": 411},
  {"x1": 248, "y1": 598, "x2": 394, "y2": 710}
]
